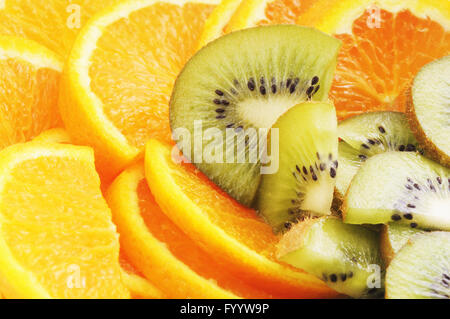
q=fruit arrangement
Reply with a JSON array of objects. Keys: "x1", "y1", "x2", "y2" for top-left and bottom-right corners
[{"x1": 0, "y1": 0, "x2": 448, "y2": 299}]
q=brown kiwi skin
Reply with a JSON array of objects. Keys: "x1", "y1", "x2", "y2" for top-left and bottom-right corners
[
  {"x1": 380, "y1": 225, "x2": 395, "y2": 266},
  {"x1": 405, "y1": 86, "x2": 450, "y2": 168}
]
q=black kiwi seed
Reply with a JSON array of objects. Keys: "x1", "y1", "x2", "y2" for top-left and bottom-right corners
[
  {"x1": 286, "y1": 78, "x2": 292, "y2": 88},
  {"x1": 406, "y1": 144, "x2": 416, "y2": 151},
  {"x1": 271, "y1": 84, "x2": 277, "y2": 94},
  {"x1": 328, "y1": 153, "x2": 333, "y2": 161},
  {"x1": 404, "y1": 213, "x2": 413, "y2": 220},
  {"x1": 330, "y1": 167, "x2": 336, "y2": 178},
  {"x1": 368, "y1": 139, "x2": 376, "y2": 145},
  {"x1": 407, "y1": 204, "x2": 416, "y2": 209},
  {"x1": 330, "y1": 274, "x2": 337, "y2": 283},
  {"x1": 378, "y1": 126, "x2": 386, "y2": 134},
  {"x1": 410, "y1": 222, "x2": 418, "y2": 228},
  {"x1": 398, "y1": 145, "x2": 406, "y2": 151},
  {"x1": 213, "y1": 99, "x2": 221, "y2": 105},
  {"x1": 222, "y1": 100, "x2": 230, "y2": 106},
  {"x1": 260, "y1": 77, "x2": 265, "y2": 85},
  {"x1": 296, "y1": 165, "x2": 301, "y2": 173},
  {"x1": 215, "y1": 109, "x2": 225, "y2": 113},
  {"x1": 414, "y1": 183, "x2": 421, "y2": 190},
  {"x1": 313, "y1": 85, "x2": 320, "y2": 94},
  {"x1": 391, "y1": 214, "x2": 402, "y2": 221},
  {"x1": 302, "y1": 166, "x2": 308, "y2": 175},
  {"x1": 215, "y1": 89, "x2": 224, "y2": 96},
  {"x1": 348, "y1": 271, "x2": 353, "y2": 278},
  {"x1": 405, "y1": 184, "x2": 413, "y2": 190},
  {"x1": 316, "y1": 152, "x2": 321, "y2": 160},
  {"x1": 306, "y1": 86, "x2": 314, "y2": 96},
  {"x1": 322, "y1": 273, "x2": 328, "y2": 282},
  {"x1": 362, "y1": 143, "x2": 370, "y2": 149},
  {"x1": 320, "y1": 163, "x2": 326, "y2": 171},
  {"x1": 216, "y1": 115, "x2": 226, "y2": 119},
  {"x1": 312, "y1": 172, "x2": 318, "y2": 181},
  {"x1": 340, "y1": 274, "x2": 347, "y2": 281},
  {"x1": 284, "y1": 222, "x2": 292, "y2": 230},
  {"x1": 226, "y1": 123, "x2": 234, "y2": 128},
  {"x1": 260, "y1": 86, "x2": 266, "y2": 95},
  {"x1": 437, "y1": 177, "x2": 442, "y2": 184},
  {"x1": 311, "y1": 76, "x2": 319, "y2": 85},
  {"x1": 333, "y1": 161, "x2": 338, "y2": 168},
  {"x1": 359, "y1": 154, "x2": 367, "y2": 160},
  {"x1": 248, "y1": 78, "x2": 255, "y2": 91}
]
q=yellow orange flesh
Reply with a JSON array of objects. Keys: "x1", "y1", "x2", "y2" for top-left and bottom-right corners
[
  {"x1": 0, "y1": 142, "x2": 129, "y2": 298},
  {"x1": 0, "y1": 36, "x2": 62, "y2": 151}
]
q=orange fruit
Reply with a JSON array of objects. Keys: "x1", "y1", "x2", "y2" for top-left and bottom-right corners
[
  {"x1": 119, "y1": 253, "x2": 164, "y2": 299},
  {"x1": 59, "y1": 0, "x2": 220, "y2": 179},
  {"x1": 0, "y1": 0, "x2": 118, "y2": 58},
  {"x1": 297, "y1": 0, "x2": 450, "y2": 119},
  {"x1": 144, "y1": 139, "x2": 338, "y2": 298},
  {"x1": 107, "y1": 164, "x2": 279, "y2": 299},
  {"x1": 32, "y1": 128, "x2": 72, "y2": 145},
  {"x1": 0, "y1": 35, "x2": 62, "y2": 151},
  {"x1": 0, "y1": 142, "x2": 129, "y2": 298},
  {"x1": 199, "y1": 0, "x2": 321, "y2": 46}
]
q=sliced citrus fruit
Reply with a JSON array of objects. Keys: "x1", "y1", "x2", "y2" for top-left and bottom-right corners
[
  {"x1": 199, "y1": 0, "x2": 322, "y2": 46},
  {"x1": 60, "y1": 0, "x2": 220, "y2": 178},
  {"x1": 0, "y1": 142, "x2": 129, "y2": 298},
  {"x1": 119, "y1": 253, "x2": 164, "y2": 299},
  {"x1": 144, "y1": 139, "x2": 338, "y2": 298},
  {"x1": 32, "y1": 128, "x2": 72, "y2": 144},
  {"x1": 0, "y1": 35, "x2": 62, "y2": 151},
  {"x1": 107, "y1": 164, "x2": 280, "y2": 298},
  {"x1": 0, "y1": 0, "x2": 118, "y2": 58},
  {"x1": 298, "y1": 0, "x2": 450, "y2": 119}
]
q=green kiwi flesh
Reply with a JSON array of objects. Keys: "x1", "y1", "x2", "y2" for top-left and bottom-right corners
[
  {"x1": 336, "y1": 111, "x2": 420, "y2": 199},
  {"x1": 406, "y1": 55, "x2": 450, "y2": 168},
  {"x1": 256, "y1": 102, "x2": 338, "y2": 233},
  {"x1": 344, "y1": 152, "x2": 450, "y2": 230},
  {"x1": 386, "y1": 232, "x2": 450, "y2": 299},
  {"x1": 170, "y1": 25, "x2": 341, "y2": 206},
  {"x1": 277, "y1": 216, "x2": 384, "y2": 298},
  {"x1": 380, "y1": 223, "x2": 423, "y2": 266}
]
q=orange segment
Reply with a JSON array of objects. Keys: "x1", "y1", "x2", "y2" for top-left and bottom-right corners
[
  {"x1": 0, "y1": 142, "x2": 129, "y2": 298},
  {"x1": 107, "y1": 164, "x2": 279, "y2": 299},
  {"x1": 60, "y1": 0, "x2": 219, "y2": 178},
  {"x1": 297, "y1": 0, "x2": 450, "y2": 119},
  {"x1": 32, "y1": 128, "x2": 72, "y2": 144},
  {"x1": 119, "y1": 253, "x2": 164, "y2": 299},
  {"x1": 0, "y1": 0, "x2": 118, "y2": 58},
  {"x1": 0, "y1": 36, "x2": 62, "y2": 151},
  {"x1": 145, "y1": 139, "x2": 338, "y2": 298}
]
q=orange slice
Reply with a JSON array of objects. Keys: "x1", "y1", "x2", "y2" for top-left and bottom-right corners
[
  {"x1": 298, "y1": 0, "x2": 450, "y2": 119},
  {"x1": 0, "y1": 142, "x2": 129, "y2": 298},
  {"x1": 119, "y1": 253, "x2": 164, "y2": 299},
  {"x1": 144, "y1": 139, "x2": 338, "y2": 298},
  {"x1": 59, "y1": 0, "x2": 220, "y2": 179},
  {"x1": 0, "y1": 0, "x2": 118, "y2": 58},
  {"x1": 0, "y1": 35, "x2": 62, "y2": 151},
  {"x1": 107, "y1": 164, "x2": 283, "y2": 298},
  {"x1": 32, "y1": 128, "x2": 72, "y2": 145}
]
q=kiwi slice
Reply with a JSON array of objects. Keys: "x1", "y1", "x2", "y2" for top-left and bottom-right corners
[
  {"x1": 386, "y1": 232, "x2": 450, "y2": 299},
  {"x1": 406, "y1": 55, "x2": 450, "y2": 168},
  {"x1": 344, "y1": 152, "x2": 450, "y2": 230},
  {"x1": 256, "y1": 101, "x2": 338, "y2": 233},
  {"x1": 277, "y1": 216, "x2": 384, "y2": 298},
  {"x1": 170, "y1": 25, "x2": 341, "y2": 206},
  {"x1": 380, "y1": 223, "x2": 423, "y2": 266},
  {"x1": 336, "y1": 111, "x2": 420, "y2": 199}
]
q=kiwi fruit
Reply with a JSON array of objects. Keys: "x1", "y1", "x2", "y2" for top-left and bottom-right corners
[
  {"x1": 386, "y1": 232, "x2": 450, "y2": 299},
  {"x1": 336, "y1": 111, "x2": 420, "y2": 200},
  {"x1": 277, "y1": 216, "x2": 384, "y2": 298},
  {"x1": 255, "y1": 101, "x2": 338, "y2": 233},
  {"x1": 170, "y1": 25, "x2": 341, "y2": 206},
  {"x1": 344, "y1": 152, "x2": 450, "y2": 230},
  {"x1": 406, "y1": 55, "x2": 450, "y2": 168},
  {"x1": 380, "y1": 223, "x2": 423, "y2": 266}
]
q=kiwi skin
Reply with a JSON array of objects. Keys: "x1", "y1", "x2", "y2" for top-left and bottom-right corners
[{"x1": 406, "y1": 86, "x2": 449, "y2": 168}]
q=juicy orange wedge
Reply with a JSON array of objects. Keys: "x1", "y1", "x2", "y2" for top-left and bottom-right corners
[
  {"x1": 0, "y1": 0, "x2": 118, "y2": 58},
  {"x1": 107, "y1": 164, "x2": 278, "y2": 298},
  {"x1": 298, "y1": 0, "x2": 450, "y2": 119},
  {"x1": 59, "y1": 0, "x2": 220, "y2": 179},
  {"x1": 145, "y1": 139, "x2": 338, "y2": 298},
  {"x1": 0, "y1": 142, "x2": 129, "y2": 298},
  {"x1": 119, "y1": 253, "x2": 164, "y2": 299},
  {"x1": 0, "y1": 35, "x2": 62, "y2": 151}
]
